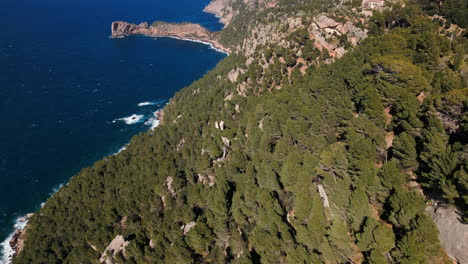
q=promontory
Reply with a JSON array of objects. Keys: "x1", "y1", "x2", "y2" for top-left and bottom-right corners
[{"x1": 111, "y1": 21, "x2": 230, "y2": 53}]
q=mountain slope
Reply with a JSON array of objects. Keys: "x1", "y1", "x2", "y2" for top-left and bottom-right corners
[{"x1": 13, "y1": 0, "x2": 467, "y2": 263}]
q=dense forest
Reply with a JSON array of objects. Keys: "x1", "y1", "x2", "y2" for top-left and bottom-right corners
[{"x1": 14, "y1": 0, "x2": 467, "y2": 263}]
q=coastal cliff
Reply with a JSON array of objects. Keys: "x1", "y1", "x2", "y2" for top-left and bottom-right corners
[
  {"x1": 8, "y1": 230, "x2": 26, "y2": 259},
  {"x1": 111, "y1": 21, "x2": 230, "y2": 53},
  {"x1": 203, "y1": 0, "x2": 236, "y2": 26},
  {"x1": 2, "y1": 214, "x2": 32, "y2": 262},
  {"x1": 11, "y1": 0, "x2": 468, "y2": 262},
  {"x1": 204, "y1": 0, "x2": 278, "y2": 26}
]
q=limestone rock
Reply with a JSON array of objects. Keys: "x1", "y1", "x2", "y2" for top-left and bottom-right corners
[
  {"x1": 221, "y1": 136, "x2": 230, "y2": 147},
  {"x1": 314, "y1": 15, "x2": 340, "y2": 29},
  {"x1": 181, "y1": 222, "x2": 196, "y2": 234},
  {"x1": 99, "y1": 235, "x2": 129, "y2": 264},
  {"x1": 111, "y1": 21, "x2": 230, "y2": 53},
  {"x1": 427, "y1": 203, "x2": 468, "y2": 264}
]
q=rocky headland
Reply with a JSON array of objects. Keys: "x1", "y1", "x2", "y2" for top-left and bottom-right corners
[{"x1": 111, "y1": 21, "x2": 230, "y2": 54}]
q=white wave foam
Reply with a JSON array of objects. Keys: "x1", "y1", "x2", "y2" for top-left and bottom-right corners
[
  {"x1": 0, "y1": 216, "x2": 29, "y2": 264},
  {"x1": 50, "y1": 183, "x2": 64, "y2": 195},
  {"x1": 115, "y1": 32, "x2": 229, "y2": 54},
  {"x1": 138, "y1": 101, "x2": 155, "y2": 106},
  {"x1": 0, "y1": 181, "x2": 69, "y2": 263},
  {"x1": 154, "y1": 36, "x2": 230, "y2": 55},
  {"x1": 137, "y1": 100, "x2": 166, "y2": 107},
  {"x1": 0, "y1": 109, "x2": 161, "y2": 262},
  {"x1": 0, "y1": 231, "x2": 15, "y2": 264},
  {"x1": 113, "y1": 114, "x2": 144, "y2": 125},
  {"x1": 144, "y1": 111, "x2": 161, "y2": 130},
  {"x1": 114, "y1": 143, "x2": 129, "y2": 155},
  {"x1": 144, "y1": 116, "x2": 160, "y2": 130}
]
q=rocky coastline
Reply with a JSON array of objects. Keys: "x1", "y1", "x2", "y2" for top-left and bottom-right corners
[
  {"x1": 203, "y1": 0, "x2": 233, "y2": 26},
  {"x1": 2, "y1": 213, "x2": 33, "y2": 262},
  {"x1": 8, "y1": 0, "x2": 467, "y2": 262},
  {"x1": 9, "y1": 229, "x2": 26, "y2": 259},
  {"x1": 111, "y1": 21, "x2": 230, "y2": 54}
]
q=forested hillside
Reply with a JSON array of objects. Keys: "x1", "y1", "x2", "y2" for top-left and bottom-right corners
[{"x1": 14, "y1": 0, "x2": 467, "y2": 263}]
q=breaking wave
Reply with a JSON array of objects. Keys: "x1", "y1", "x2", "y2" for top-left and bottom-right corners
[
  {"x1": 144, "y1": 112, "x2": 160, "y2": 130},
  {"x1": 137, "y1": 100, "x2": 166, "y2": 107},
  {"x1": 112, "y1": 114, "x2": 144, "y2": 125}
]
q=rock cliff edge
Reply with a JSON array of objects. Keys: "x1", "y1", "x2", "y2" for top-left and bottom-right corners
[{"x1": 111, "y1": 21, "x2": 230, "y2": 53}]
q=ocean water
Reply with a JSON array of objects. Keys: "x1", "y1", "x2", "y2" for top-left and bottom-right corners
[{"x1": 0, "y1": 0, "x2": 225, "y2": 260}]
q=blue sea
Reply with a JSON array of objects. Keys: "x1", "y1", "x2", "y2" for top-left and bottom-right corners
[{"x1": 0, "y1": 0, "x2": 225, "y2": 260}]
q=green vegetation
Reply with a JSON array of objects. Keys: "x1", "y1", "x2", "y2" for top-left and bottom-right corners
[
  {"x1": 14, "y1": 1, "x2": 467, "y2": 263},
  {"x1": 416, "y1": 0, "x2": 468, "y2": 28}
]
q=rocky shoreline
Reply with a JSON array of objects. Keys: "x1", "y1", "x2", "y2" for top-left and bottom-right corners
[
  {"x1": 111, "y1": 21, "x2": 230, "y2": 54},
  {"x1": 2, "y1": 213, "x2": 33, "y2": 262},
  {"x1": 9, "y1": 229, "x2": 26, "y2": 259},
  {"x1": 203, "y1": 0, "x2": 233, "y2": 26}
]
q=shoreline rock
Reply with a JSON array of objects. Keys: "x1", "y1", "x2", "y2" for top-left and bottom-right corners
[
  {"x1": 6, "y1": 213, "x2": 33, "y2": 261},
  {"x1": 9, "y1": 229, "x2": 26, "y2": 259},
  {"x1": 155, "y1": 109, "x2": 164, "y2": 122},
  {"x1": 111, "y1": 21, "x2": 230, "y2": 54}
]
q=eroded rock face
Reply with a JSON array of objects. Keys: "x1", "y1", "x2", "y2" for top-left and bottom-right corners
[
  {"x1": 181, "y1": 221, "x2": 196, "y2": 234},
  {"x1": 111, "y1": 22, "x2": 148, "y2": 37},
  {"x1": 310, "y1": 15, "x2": 367, "y2": 58},
  {"x1": 99, "y1": 235, "x2": 130, "y2": 264},
  {"x1": 110, "y1": 21, "x2": 230, "y2": 53},
  {"x1": 314, "y1": 15, "x2": 341, "y2": 29},
  {"x1": 204, "y1": 0, "x2": 278, "y2": 27},
  {"x1": 6, "y1": 213, "x2": 33, "y2": 261},
  {"x1": 427, "y1": 204, "x2": 468, "y2": 264},
  {"x1": 9, "y1": 229, "x2": 26, "y2": 259},
  {"x1": 111, "y1": 21, "x2": 210, "y2": 38},
  {"x1": 204, "y1": 0, "x2": 234, "y2": 26}
]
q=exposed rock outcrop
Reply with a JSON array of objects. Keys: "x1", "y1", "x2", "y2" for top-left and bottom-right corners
[
  {"x1": 8, "y1": 229, "x2": 26, "y2": 259},
  {"x1": 6, "y1": 213, "x2": 33, "y2": 260},
  {"x1": 99, "y1": 235, "x2": 129, "y2": 264},
  {"x1": 111, "y1": 21, "x2": 230, "y2": 53},
  {"x1": 317, "y1": 184, "x2": 330, "y2": 208},
  {"x1": 239, "y1": 14, "x2": 367, "y2": 58},
  {"x1": 204, "y1": 0, "x2": 235, "y2": 26},
  {"x1": 311, "y1": 15, "x2": 367, "y2": 58},
  {"x1": 314, "y1": 15, "x2": 341, "y2": 29},
  {"x1": 204, "y1": 0, "x2": 278, "y2": 27},
  {"x1": 427, "y1": 203, "x2": 468, "y2": 264},
  {"x1": 181, "y1": 221, "x2": 196, "y2": 234}
]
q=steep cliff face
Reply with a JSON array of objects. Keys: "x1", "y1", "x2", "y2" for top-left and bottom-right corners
[
  {"x1": 111, "y1": 21, "x2": 211, "y2": 39},
  {"x1": 8, "y1": 230, "x2": 26, "y2": 259},
  {"x1": 111, "y1": 21, "x2": 150, "y2": 37},
  {"x1": 204, "y1": 0, "x2": 278, "y2": 26},
  {"x1": 225, "y1": 11, "x2": 368, "y2": 95},
  {"x1": 12, "y1": 0, "x2": 468, "y2": 263},
  {"x1": 427, "y1": 204, "x2": 468, "y2": 264},
  {"x1": 111, "y1": 21, "x2": 230, "y2": 53},
  {"x1": 238, "y1": 14, "x2": 367, "y2": 58},
  {"x1": 203, "y1": 0, "x2": 234, "y2": 26}
]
